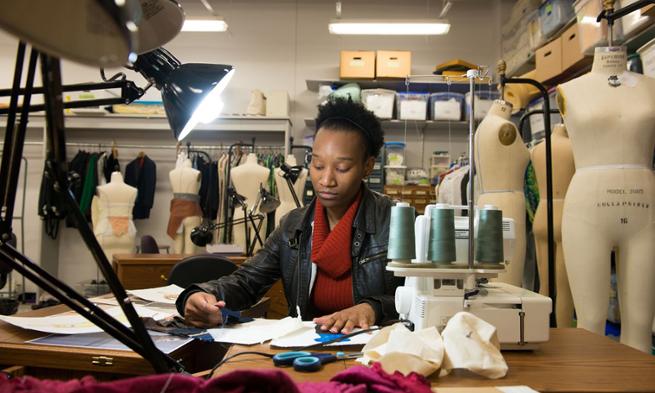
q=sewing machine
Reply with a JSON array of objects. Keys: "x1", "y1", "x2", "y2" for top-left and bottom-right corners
[{"x1": 388, "y1": 205, "x2": 552, "y2": 350}]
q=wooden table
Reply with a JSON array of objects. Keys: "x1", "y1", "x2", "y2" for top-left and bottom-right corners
[
  {"x1": 0, "y1": 304, "x2": 227, "y2": 380},
  {"x1": 212, "y1": 328, "x2": 655, "y2": 392},
  {"x1": 112, "y1": 253, "x2": 288, "y2": 319}
]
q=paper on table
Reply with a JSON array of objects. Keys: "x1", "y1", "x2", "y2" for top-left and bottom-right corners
[
  {"x1": 28, "y1": 331, "x2": 192, "y2": 354},
  {"x1": 270, "y1": 322, "x2": 376, "y2": 348},
  {"x1": 0, "y1": 305, "x2": 171, "y2": 335},
  {"x1": 128, "y1": 284, "x2": 184, "y2": 305},
  {"x1": 208, "y1": 317, "x2": 304, "y2": 345}
]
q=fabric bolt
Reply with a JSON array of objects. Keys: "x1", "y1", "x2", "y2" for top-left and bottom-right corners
[
  {"x1": 167, "y1": 198, "x2": 203, "y2": 239},
  {"x1": 124, "y1": 155, "x2": 157, "y2": 219},
  {"x1": 310, "y1": 190, "x2": 362, "y2": 315}
]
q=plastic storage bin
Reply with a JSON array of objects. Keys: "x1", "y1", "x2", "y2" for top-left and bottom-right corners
[
  {"x1": 362, "y1": 89, "x2": 396, "y2": 119},
  {"x1": 539, "y1": 0, "x2": 575, "y2": 38},
  {"x1": 465, "y1": 90, "x2": 500, "y2": 120},
  {"x1": 397, "y1": 92, "x2": 429, "y2": 120},
  {"x1": 638, "y1": 38, "x2": 655, "y2": 78},
  {"x1": 430, "y1": 92, "x2": 464, "y2": 121},
  {"x1": 385, "y1": 166, "x2": 406, "y2": 186},
  {"x1": 385, "y1": 142, "x2": 406, "y2": 166},
  {"x1": 573, "y1": 0, "x2": 623, "y2": 54}
]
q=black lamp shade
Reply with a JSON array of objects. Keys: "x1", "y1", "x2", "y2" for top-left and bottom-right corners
[
  {"x1": 162, "y1": 64, "x2": 235, "y2": 140},
  {"x1": 0, "y1": 0, "x2": 140, "y2": 67},
  {"x1": 134, "y1": 48, "x2": 234, "y2": 141}
]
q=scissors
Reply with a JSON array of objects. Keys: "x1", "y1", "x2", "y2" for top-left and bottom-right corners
[{"x1": 272, "y1": 351, "x2": 361, "y2": 372}]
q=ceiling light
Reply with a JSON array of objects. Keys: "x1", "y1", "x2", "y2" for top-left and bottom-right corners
[
  {"x1": 328, "y1": 19, "x2": 450, "y2": 35},
  {"x1": 182, "y1": 19, "x2": 228, "y2": 32}
]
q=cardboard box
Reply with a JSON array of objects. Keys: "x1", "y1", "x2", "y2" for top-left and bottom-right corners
[
  {"x1": 265, "y1": 91, "x2": 289, "y2": 117},
  {"x1": 561, "y1": 23, "x2": 589, "y2": 71},
  {"x1": 535, "y1": 36, "x2": 562, "y2": 82},
  {"x1": 376, "y1": 50, "x2": 411, "y2": 78},
  {"x1": 340, "y1": 51, "x2": 375, "y2": 79}
]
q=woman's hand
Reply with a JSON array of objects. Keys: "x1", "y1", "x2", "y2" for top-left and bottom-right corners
[
  {"x1": 313, "y1": 303, "x2": 375, "y2": 334},
  {"x1": 184, "y1": 292, "x2": 225, "y2": 328}
]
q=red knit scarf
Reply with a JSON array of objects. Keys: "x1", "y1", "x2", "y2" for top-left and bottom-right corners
[{"x1": 311, "y1": 190, "x2": 362, "y2": 315}]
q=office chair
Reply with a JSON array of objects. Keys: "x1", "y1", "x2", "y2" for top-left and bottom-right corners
[
  {"x1": 167, "y1": 254, "x2": 238, "y2": 289},
  {"x1": 139, "y1": 235, "x2": 170, "y2": 254}
]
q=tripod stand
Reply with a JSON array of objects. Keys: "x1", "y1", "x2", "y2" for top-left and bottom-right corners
[{"x1": 0, "y1": 43, "x2": 183, "y2": 373}]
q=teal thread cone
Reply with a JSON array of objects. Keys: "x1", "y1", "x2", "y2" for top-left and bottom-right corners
[
  {"x1": 475, "y1": 207, "x2": 504, "y2": 263},
  {"x1": 388, "y1": 202, "x2": 416, "y2": 261},
  {"x1": 428, "y1": 206, "x2": 456, "y2": 263}
]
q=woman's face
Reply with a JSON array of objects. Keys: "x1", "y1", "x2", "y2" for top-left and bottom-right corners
[{"x1": 310, "y1": 127, "x2": 374, "y2": 210}]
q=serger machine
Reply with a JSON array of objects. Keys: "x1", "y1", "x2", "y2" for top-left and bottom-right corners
[{"x1": 387, "y1": 202, "x2": 551, "y2": 349}]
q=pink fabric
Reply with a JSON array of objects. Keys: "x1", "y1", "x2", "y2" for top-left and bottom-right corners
[{"x1": 0, "y1": 362, "x2": 431, "y2": 393}]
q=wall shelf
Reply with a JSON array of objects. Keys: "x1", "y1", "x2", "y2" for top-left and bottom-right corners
[
  {"x1": 305, "y1": 117, "x2": 469, "y2": 130},
  {"x1": 306, "y1": 79, "x2": 472, "y2": 94}
]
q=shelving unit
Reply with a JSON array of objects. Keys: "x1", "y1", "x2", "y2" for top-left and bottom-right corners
[
  {"x1": 306, "y1": 79, "x2": 473, "y2": 94},
  {"x1": 304, "y1": 117, "x2": 469, "y2": 130},
  {"x1": 8, "y1": 113, "x2": 293, "y2": 154}
]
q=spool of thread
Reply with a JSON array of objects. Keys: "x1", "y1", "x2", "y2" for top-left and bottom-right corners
[
  {"x1": 388, "y1": 202, "x2": 416, "y2": 261},
  {"x1": 475, "y1": 205, "x2": 504, "y2": 263},
  {"x1": 428, "y1": 204, "x2": 456, "y2": 264}
]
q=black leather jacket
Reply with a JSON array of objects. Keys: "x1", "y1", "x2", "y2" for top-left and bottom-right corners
[{"x1": 176, "y1": 184, "x2": 403, "y2": 324}]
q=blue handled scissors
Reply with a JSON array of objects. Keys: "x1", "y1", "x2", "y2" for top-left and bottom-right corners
[{"x1": 272, "y1": 351, "x2": 360, "y2": 372}]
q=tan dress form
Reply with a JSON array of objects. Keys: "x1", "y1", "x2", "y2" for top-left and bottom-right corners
[
  {"x1": 559, "y1": 46, "x2": 655, "y2": 353},
  {"x1": 475, "y1": 100, "x2": 530, "y2": 286},
  {"x1": 274, "y1": 155, "x2": 307, "y2": 226},
  {"x1": 231, "y1": 153, "x2": 270, "y2": 254},
  {"x1": 92, "y1": 172, "x2": 137, "y2": 261},
  {"x1": 531, "y1": 124, "x2": 575, "y2": 327},
  {"x1": 169, "y1": 160, "x2": 202, "y2": 254}
]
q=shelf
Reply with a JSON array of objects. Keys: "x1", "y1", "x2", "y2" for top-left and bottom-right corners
[
  {"x1": 622, "y1": 21, "x2": 655, "y2": 53},
  {"x1": 306, "y1": 79, "x2": 472, "y2": 94},
  {"x1": 305, "y1": 118, "x2": 469, "y2": 130}
]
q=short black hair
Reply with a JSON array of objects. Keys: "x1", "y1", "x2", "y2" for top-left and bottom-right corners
[{"x1": 315, "y1": 97, "x2": 384, "y2": 159}]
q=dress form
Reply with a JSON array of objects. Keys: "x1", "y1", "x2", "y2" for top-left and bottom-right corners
[
  {"x1": 92, "y1": 172, "x2": 137, "y2": 261},
  {"x1": 531, "y1": 124, "x2": 575, "y2": 327},
  {"x1": 274, "y1": 155, "x2": 307, "y2": 226},
  {"x1": 230, "y1": 153, "x2": 270, "y2": 253},
  {"x1": 559, "y1": 46, "x2": 655, "y2": 353},
  {"x1": 169, "y1": 159, "x2": 202, "y2": 254},
  {"x1": 475, "y1": 100, "x2": 530, "y2": 286}
]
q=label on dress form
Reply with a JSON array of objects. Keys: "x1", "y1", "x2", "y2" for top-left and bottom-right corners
[{"x1": 596, "y1": 51, "x2": 627, "y2": 74}]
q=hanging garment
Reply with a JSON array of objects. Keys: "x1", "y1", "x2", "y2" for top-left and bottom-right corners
[
  {"x1": 524, "y1": 162, "x2": 540, "y2": 224},
  {"x1": 167, "y1": 194, "x2": 204, "y2": 239},
  {"x1": 79, "y1": 153, "x2": 99, "y2": 219},
  {"x1": 124, "y1": 155, "x2": 157, "y2": 219},
  {"x1": 103, "y1": 151, "x2": 121, "y2": 183},
  {"x1": 197, "y1": 156, "x2": 219, "y2": 219},
  {"x1": 37, "y1": 162, "x2": 66, "y2": 239}
]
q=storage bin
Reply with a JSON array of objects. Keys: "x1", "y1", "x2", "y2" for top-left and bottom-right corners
[
  {"x1": 397, "y1": 92, "x2": 429, "y2": 120},
  {"x1": 561, "y1": 23, "x2": 587, "y2": 71},
  {"x1": 528, "y1": 10, "x2": 545, "y2": 50},
  {"x1": 340, "y1": 51, "x2": 375, "y2": 79},
  {"x1": 535, "y1": 36, "x2": 563, "y2": 82},
  {"x1": 573, "y1": 0, "x2": 623, "y2": 55},
  {"x1": 620, "y1": 0, "x2": 651, "y2": 37},
  {"x1": 384, "y1": 141, "x2": 406, "y2": 166},
  {"x1": 376, "y1": 50, "x2": 412, "y2": 78},
  {"x1": 465, "y1": 90, "x2": 500, "y2": 120},
  {"x1": 430, "y1": 92, "x2": 464, "y2": 121},
  {"x1": 385, "y1": 166, "x2": 406, "y2": 186},
  {"x1": 362, "y1": 88, "x2": 396, "y2": 119},
  {"x1": 637, "y1": 38, "x2": 655, "y2": 78},
  {"x1": 540, "y1": 0, "x2": 575, "y2": 38}
]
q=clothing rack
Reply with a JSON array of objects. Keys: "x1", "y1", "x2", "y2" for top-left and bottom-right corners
[{"x1": 18, "y1": 141, "x2": 285, "y2": 152}]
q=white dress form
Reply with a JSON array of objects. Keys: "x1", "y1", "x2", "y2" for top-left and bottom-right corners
[
  {"x1": 92, "y1": 172, "x2": 137, "y2": 261},
  {"x1": 559, "y1": 46, "x2": 655, "y2": 353},
  {"x1": 274, "y1": 155, "x2": 307, "y2": 226},
  {"x1": 169, "y1": 159, "x2": 202, "y2": 254},
  {"x1": 530, "y1": 124, "x2": 575, "y2": 327},
  {"x1": 230, "y1": 153, "x2": 270, "y2": 253},
  {"x1": 475, "y1": 100, "x2": 530, "y2": 286}
]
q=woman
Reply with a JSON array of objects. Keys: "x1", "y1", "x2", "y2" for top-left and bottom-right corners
[{"x1": 177, "y1": 98, "x2": 401, "y2": 334}]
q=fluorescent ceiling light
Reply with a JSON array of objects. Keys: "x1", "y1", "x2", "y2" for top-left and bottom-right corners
[
  {"x1": 182, "y1": 19, "x2": 228, "y2": 32},
  {"x1": 329, "y1": 19, "x2": 450, "y2": 35}
]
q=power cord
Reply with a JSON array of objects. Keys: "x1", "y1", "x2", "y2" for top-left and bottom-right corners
[{"x1": 206, "y1": 351, "x2": 273, "y2": 380}]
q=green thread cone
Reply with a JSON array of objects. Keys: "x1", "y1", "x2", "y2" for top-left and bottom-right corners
[
  {"x1": 388, "y1": 202, "x2": 416, "y2": 261},
  {"x1": 428, "y1": 205, "x2": 456, "y2": 263},
  {"x1": 475, "y1": 207, "x2": 504, "y2": 263}
]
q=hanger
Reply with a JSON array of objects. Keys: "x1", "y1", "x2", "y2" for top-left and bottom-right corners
[{"x1": 111, "y1": 140, "x2": 118, "y2": 158}]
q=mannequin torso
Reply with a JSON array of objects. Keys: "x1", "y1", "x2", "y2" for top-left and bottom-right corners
[
  {"x1": 475, "y1": 100, "x2": 530, "y2": 286},
  {"x1": 168, "y1": 159, "x2": 202, "y2": 254},
  {"x1": 558, "y1": 46, "x2": 655, "y2": 352},
  {"x1": 530, "y1": 124, "x2": 575, "y2": 327},
  {"x1": 92, "y1": 172, "x2": 137, "y2": 260},
  {"x1": 274, "y1": 155, "x2": 307, "y2": 226},
  {"x1": 230, "y1": 153, "x2": 270, "y2": 253}
]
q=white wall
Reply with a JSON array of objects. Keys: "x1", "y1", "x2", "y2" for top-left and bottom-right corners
[{"x1": 0, "y1": 0, "x2": 504, "y2": 290}]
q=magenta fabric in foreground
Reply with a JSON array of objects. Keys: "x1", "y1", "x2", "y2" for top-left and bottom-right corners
[{"x1": 0, "y1": 363, "x2": 431, "y2": 393}]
